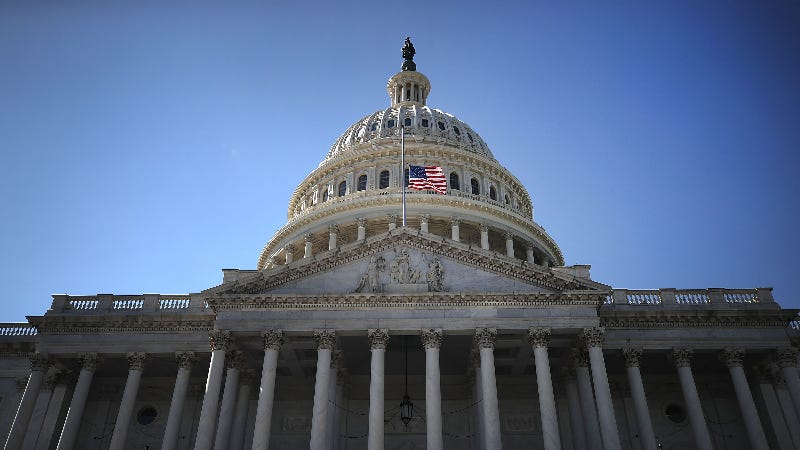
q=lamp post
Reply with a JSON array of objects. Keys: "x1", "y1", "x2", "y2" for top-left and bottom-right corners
[{"x1": 400, "y1": 335, "x2": 414, "y2": 426}]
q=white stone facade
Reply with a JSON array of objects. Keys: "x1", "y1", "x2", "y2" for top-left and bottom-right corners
[{"x1": 1, "y1": 44, "x2": 799, "y2": 450}]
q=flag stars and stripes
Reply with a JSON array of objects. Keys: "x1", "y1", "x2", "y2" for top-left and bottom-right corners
[{"x1": 408, "y1": 165, "x2": 447, "y2": 194}]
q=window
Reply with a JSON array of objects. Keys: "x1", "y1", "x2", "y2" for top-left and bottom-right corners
[
  {"x1": 338, "y1": 181, "x2": 347, "y2": 197},
  {"x1": 449, "y1": 172, "x2": 460, "y2": 190},
  {"x1": 404, "y1": 117, "x2": 412, "y2": 126},
  {"x1": 489, "y1": 186, "x2": 497, "y2": 200},
  {"x1": 322, "y1": 189, "x2": 329, "y2": 202},
  {"x1": 370, "y1": 122, "x2": 378, "y2": 131},
  {"x1": 471, "y1": 178, "x2": 480, "y2": 195},
  {"x1": 387, "y1": 119, "x2": 395, "y2": 128},
  {"x1": 379, "y1": 170, "x2": 390, "y2": 189},
  {"x1": 504, "y1": 194, "x2": 510, "y2": 204},
  {"x1": 437, "y1": 121, "x2": 445, "y2": 130},
  {"x1": 467, "y1": 133, "x2": 474, "y2": 142},
  {"x1": 137, "y1": 406, "x2": 158, "y2": 426},
  {"x1": 665, "y1": 404, "x2": 687, "y2": 424},
  {"x1": 453, "y1": 126, "x2": 461, "y2": 136},
  {"x1": 421, "y1": 119, "x2": 429, "y2": 127},
  {"x1": 357, "y1": 174, "x2": 367, "y2": 191}
]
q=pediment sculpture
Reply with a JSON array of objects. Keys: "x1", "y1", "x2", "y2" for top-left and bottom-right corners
[{"x1": 356, "y1": 248, "x2": 444, "y2": 293}]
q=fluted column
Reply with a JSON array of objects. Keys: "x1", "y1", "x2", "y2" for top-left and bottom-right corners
[
  {"x1": 776, "y1": 348, "x2": 800, "y2": 418},
  {"x1": 720, "y1": 349, "x2": 768, "y2": 450},
  {"x1": 450, "y1": 217, "x2": 460, "y2": 241},
  {"x1": 571, "y1": 348, "x2": 602, "y2": 450},
  {"x1": 230, "y1": 371, "x2": 253, "y2": 450},
  {"x1": 357, "y1": 218, "x2": 367, "y2": 241},
  {"x1": 387, "y1": 214, "x2": 397, "y2": 231},
  {"x1": 252, "y1": 330, "x2": 284, "y2": 450},
  {"x1": 214, "y1": 351, "x2": 244, "y2": 450},
  {"x1": 422, "y1": 329, "x2": 444, "y2": 450},
  {"x1": 621, "y1": 348, "x2": 656, "y2": 450},
  {"x1": 34, "y1": 371, "x2": 69, "y2": 450},
  {"x1": 5, "y1": 353, "x2": 50, "y2": 450},
  {"x1": 476, "y1": 328, "x2": 502, "y2": 450},
  {"x1": 480, "y1": 224, "x2": 489, "y2": 250},
  {"x1": 528, "y1": 329, "x2": 560, "y2": 450},
  {"x1": 580, "y1": 327, "x2": 621, "y2": 450},
  {"x1": 504, "y1": 232, "x2": 514, "y2": 257},
  {"x1": 328, "y1": 224, "x2": 339, "y2": 250},
  {"x1": 284, "y1": 245, "x2": 294, "y2": 264},
  {"x1": 671, "y1": 348, "x2": 713, "y2": 450},
  {"x1": 309, "y1": 330, "x2": 335, "y2": 450},
  {"x1": 367, "y1": 329, "x2": 388, "y2": 450},
  {"x1": 419, "y1": 214, "x2": 429, "y2": 233},
  {"x1": 109, "y1": 352, "x2": 149, "y2": 450},
  {"x1": 56, "y1": 353, "x2": 101, "y2": 450},
  {"x1": 162, "y1": 352, "x2": 197, "y2": 450},
  {"x1": 22, "y1": 370, "x2": 59, "y2": 449},
  {"x1": 563, "y1": 369, "x2": 587, "y2": 450},
  {"x1": 304, "y1": 234, "x2": 314, "y2": 258},
  {"x1": 194, "y1": 330, "x2": 231, "y2": 450}
]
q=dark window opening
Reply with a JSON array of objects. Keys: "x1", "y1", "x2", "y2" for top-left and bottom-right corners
[
  {"x1": 504, "y1": 194, "x2": 509, "y2": 204},
  {"x1": 357, "y1": 174, "x2": 367, "y2": 191},
  {"x1": 450, "y1": 172, "x2": 460, "y2": 190},
  {"x1": 338, "y1": 181, "x2": 347, "y2": 197},
  {"x1": 379, "y1": 170, "x2": 390, "y2": 189},
  {"x1": 453, "y1": 126, "x2": 461, "y2": 135},
  {"x1": 137, "y1": 407, "x2": 158, "y2": 426},
  {"x1": 322, "y1": 189, "x2": 329, "y2": 202},
  {"x1": 437, "y1": 121, "x2": 445, "y2": 130},
  {"x1": 471, "y1": 178, "x2": 480, "y2": 195},
  {"x1": 370, "y1": 122, "x2": 378, "y2": 131},
  {"x1": 404, "y1": 117, "x2": 412, "y2": 126},
  {"x1": 421, "y1": 119, "x2": 429, "y2": 127},
  {"x1": 489, "y1": 186, "x2": 497, "y2": 200},
  {"x1": 387, "y1": 119, "x2": 395, "y2": 128},
  {"x1": 665, "y1": 404, "x2": 687, "y2": 423}
]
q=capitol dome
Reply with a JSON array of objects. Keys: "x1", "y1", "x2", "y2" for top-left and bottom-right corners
[{"x1": 257, "y1": 43, "x2": 564, "y2": 271}]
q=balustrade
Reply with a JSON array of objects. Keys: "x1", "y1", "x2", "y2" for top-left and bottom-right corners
[{"x1": 608, "y1": 288, "x2": 768, "y2": 307}]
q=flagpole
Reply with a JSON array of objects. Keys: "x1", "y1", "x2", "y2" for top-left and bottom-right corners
[{"x1": 401, "y1": 125, "x2": 406, "y2": 226}]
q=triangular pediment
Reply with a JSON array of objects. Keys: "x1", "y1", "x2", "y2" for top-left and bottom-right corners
[{"x1": 204, "y1": 229, "x2": 606, "y2": 296}]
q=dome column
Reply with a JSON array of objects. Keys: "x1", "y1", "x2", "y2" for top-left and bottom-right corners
[
  {"x1": 284, "y1": 245, "x2": 294, "y2": 265},
  {"x1": 304, "y1": 234, "x2": 314, "y2": 258},
  {"x1": 328, "y1": 224, "x2": 339, "y2": 250},
  {"x1": 357, "y1": 218, "x2": 367, "y2": 241},
  {"x1": 480, "y1": 224, "x2": 490, "y2": 250},
  {"x1": 526, "y1": 245, "x2": 535, "y2": 263},
  {"x1": 450, "y1": 217, "x2": 460, "y2": 242},
  {"x1": 505, "y1": 232, "x2": 514, "y2": 258},
  {"x1": 387, "y1": 214, "x2": 397, "y2": 231},
  {"x1": 419, "y1": 214, "x2": 429, "y2": 233}
]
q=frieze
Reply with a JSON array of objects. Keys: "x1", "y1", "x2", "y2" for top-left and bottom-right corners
[
  {"x1": 31, "y1": 319, "x2": 214, "y2": 335},
  {"x1": 600, "y1": 314, "x2": 791, "y2": 329}
]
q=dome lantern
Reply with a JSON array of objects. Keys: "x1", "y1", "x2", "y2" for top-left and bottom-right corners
[{"x1": 388, "y1": 38, "x2": 430, "y2": 107}]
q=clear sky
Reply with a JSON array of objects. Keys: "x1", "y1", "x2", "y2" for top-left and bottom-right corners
[{"x1": 1, "y1": 1, "x2": 799, "y2": 322}]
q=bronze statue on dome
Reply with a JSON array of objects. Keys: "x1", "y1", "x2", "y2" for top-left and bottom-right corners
[{"x1": 401, "y1": 37, "x2": 416, "y2": 71}]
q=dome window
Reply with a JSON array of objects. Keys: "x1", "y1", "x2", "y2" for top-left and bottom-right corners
[
  {"x1": 357, "y1": 174, "x2": 367, "y2": 191},
  {"x1": 467, "y1": 133, "x2": 474, "y2": 142},
  {"x1": 489, "y1": 186, "x2": 497, "y2": 200},
  {"x1": 421, "y1": 119, "x2": 429, "y2": 127},
  {"x1": 470, "y1": 178, "x2": 480, "y2": 195},
  {"x1": 379, "y1": 170, "x2": 390, "y2": 189},
  {"x1": 449, "y1": 172, "x2": 460, "y2": 191},
  {"x1": 338, "y1": 181, "x2": 347, "y2": 197},
  {"x1": 504, "y1": 194, "x2": 510, "y2": 204},
  {"x1": 370, "y1": 122, "x2": 378, "y2": 132},
  {"x1": 437, "y1": 121, "x2": 445, "y2": 131},
  {"x1": 453, "y1": 126, "x2": 461, "y2": 136},
  {"x1": 387, "y1": 119, "x2": 395, "y2": 128},
  {"x1": 404, "y1": 118, "x2": 412, "y2": 127},
  {"x1": 322, "y1": 189, "x2": 329, "y2": 202}
]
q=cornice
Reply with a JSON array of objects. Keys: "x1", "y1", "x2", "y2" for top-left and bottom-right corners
[
  {"x1": 28, "y1": 316, "x2": 215, "y2": 335},
  {"x1": 600, "y1": 309, "x2": 796, "y2": 329}
]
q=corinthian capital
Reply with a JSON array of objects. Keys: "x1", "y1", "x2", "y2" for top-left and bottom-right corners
[
  {"x1": 78, "y1": 353, "x2": 102, "y2": 371},
  {"x1": 262, "y1": 330, "x2": 284, "y2": 351},
  {"x1": 314, "y1": 329, "x2": 336, "y2": 350},
  {"x1": 209, "y1": 330, "x2": 232, "y2": 351},
  {"x1": 226, "y1": 350, "x2": 245, "y2": 370},
  {"x1": 775, "y1": 348, "x2": 799, "y2": 369},
  {"x1": 368, "y1": 329, "x2": 389, "y2": 350},
  {"x1": 580, "y1": 327, "x2": 605, "y2": 348},
  {"x1": 721, "y1": 348, "x2": 745, "y2": 368},
  {"x1": 475, "y1": 328, "x2": 497, "y2": 349},
  {"x1": 570, "y1": 348, "x2": 589, "y2": 368},
  {"x1": 421, "y1": 329, "x2": 443, "y2": 349},
  {"x1": 127, "y1": 352, "x2": 149, "y2": 371},
  {"x1": 527, "y1": 328, "x2": 551, "y2": 348},
  {"x1": 328, "y1": 224, "x2": 339, "y2": 234},
  {"x1": 29, "y1": 353, "x2": 51, "y2": 372},
  {"x1": 176, "y1": 351, "x2": 198, "y2": 370},
  {"x1": 621, "y1": 348, "x2": 642, "y2": 368},
  {"x1": 671, "y1": 348, "x2": 694, "y2": 368}
]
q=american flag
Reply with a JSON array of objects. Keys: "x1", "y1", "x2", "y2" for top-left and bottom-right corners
[{"x1": 408, "y1": 165, "x2": 447, "y2": 194}]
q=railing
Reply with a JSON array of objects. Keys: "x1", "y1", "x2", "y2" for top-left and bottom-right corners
[
  {"x1": 49, "y1": 294, "x2": 204, "y2": 314},
  {"x1": 607, "y1": 288, "x2": 774, "y2": 306},
  {"x1": 0, "y1": 323, "x2": 37, "y2": 336}
]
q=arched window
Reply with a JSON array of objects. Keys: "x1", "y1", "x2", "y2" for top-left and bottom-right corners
[
  {"x1": 449, "y1": 172, "x2": 460, "y2": 191},
  {"x1": 322, "y1": 188, "x2": 329, "y2": 202},
  {"x1": 338, "y1": 181, "x2": 347, "y2": 197},
  {"x1": 504, "y1": 194, "x2": 510, "y2": 205},
  {"x1": 379, "y1": 170, "x2": 390, "y2": 189},
  {"x1": 357, "y1": 174, "x2": 367, "y2": 191},
  {"x1": 404, "y1": 117, "x2": 412, "y2": 127},
  {"x1": 471, "y1": 178, "x2": 480, "y2": 195},
  {"x1": 489, "y1": 186, "x2": 497, "y2": 200}
]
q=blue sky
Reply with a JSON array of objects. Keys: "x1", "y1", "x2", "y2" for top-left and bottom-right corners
[{"x1": 1, "y1": 1, "x2": 798, "y2": 322}]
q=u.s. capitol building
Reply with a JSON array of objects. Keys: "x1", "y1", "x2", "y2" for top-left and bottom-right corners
[{"x1": 1, "y1": 39, "x2": 799, "y2": 450}]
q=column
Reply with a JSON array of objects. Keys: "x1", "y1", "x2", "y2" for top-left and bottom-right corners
[
  {"x1": 774, "y1": 372, "x2": 800, "y2": 448},
  {"x1": 776, "y1": 348, "x2": 800, "y2": 418},
  {"x1": 480, "y1": 224, "x2": 489, "y2": 250},
  {"x1": 422, "y1": 329, "x2": 443, "y2": 450},
  {"x1": 564, "y1": 369, "x2": 587, "y2": 450},
  {"x1": 328, "y1": 224, "x2": 339, "y2": 251},
  {"x1": 22, "y1": 370, "x2": 59, "y2": 449},
  {"x1": 229, "y1": 371, "x2": 253, "y2": 450},
  {"x1": 162, "y1": 351, "x2": 198, "y2": 450},
  {"x1": 56, "y1": 353, "x2": 101, "y2": 450},
  {"x1": 387, "y1": 214, "x2": 397, "y2": 231},
  {"x1": 504, "y1": 232, "x2": 514, "y2": 258},
  {"x1": 284, "y1": 245, "x2": 294, "y2": 264},
  {"x1": 450, "y1": 217, "x2": 460, "y2": 241},
  {"x1": 367, "y1": 329, "x2": 388, "y2": 450},
  {"x1": 754, "y1": 370, "x2": 794, "y2": 450},
  {"x1": 327, "y1": 352, "x2": 342, "y2": 448},
  {"x1": 621, "y1": 348, "x2": 656, "y2": 450},
  {"x1": 5, "y1": 353, "x2": 50, "y2": 450},
  {"x1": 671, "y1": 348, "x2": 713, "y2": 450},
  {"x1": 719, "y1": 348, "x2": 768, "y2": 450},
  {"x1": 214, "y1": 351, "x2": 243, "y2": 450},
  {"x1": 252, "y1": 330, "x2": 284, "y2": 450},
  {"x1": 194, "y1": 330, "x2": 231, "y2": 450},
  {"x1": 571, "y1": 348, "x2": 602, "y2": 450},
  {"x1": 475, "y1": 328, "x2": 502, "y2": 450},
  {"x1": 471, "y1": 352, "x2": 486, "y2": 450},
  {"x1": 526, "y1": 245, "x2": 535, "y2": 263},
  {"x1": 528, "y1": 329, "x2": 560, "y2": 450},
  {"x1": 581, "y1": 327, "x2": 621, "y2": 450},
  {"x1": 419, "y1": 214, "x2": 429, "y2": 233},
  {"x1": 304, "y1": 234, "x2": 314, "y2": 258},
  {"x1": 309, "y1": 330, "x2": 335, "y2": 450},
  {"x1": 35, "y1": 372, "x2": 70, "y2": 450},
  {"x1": 333, "y1": 368, "x2": 348, "y2": 450},
  {"x1": 357, "y1": 218, "x2": 367, "y2": 241},
  {"x1": 109, "y1": 352, "x2": 149, "y2": 450}
]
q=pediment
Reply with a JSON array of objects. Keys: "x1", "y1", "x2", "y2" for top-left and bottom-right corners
[{"x1": 205, "y1": 229, "x2": 605, "y2": 297}]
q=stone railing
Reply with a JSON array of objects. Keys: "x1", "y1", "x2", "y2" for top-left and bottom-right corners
[
  {"x1": 605, "y1": 288, "x2": 775, "y2": 306},
  {"x1": 0, "y1": 323, "x2": 37, "y2": 336},
  {"x1": 48, "y1": 294, "x2": 207, "y2": 314}
]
